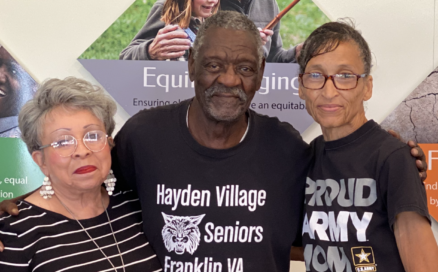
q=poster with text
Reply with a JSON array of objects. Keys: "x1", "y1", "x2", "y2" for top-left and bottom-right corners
[
  {"x1": 79, "y1": 0, "x2": 330, "y2": 133},
  {"x1": 0, "y1": 44, "x2": 42, "y2": 201},
  {"x1": 381, "y1": 67, "x2": 438, "y2": 220}
]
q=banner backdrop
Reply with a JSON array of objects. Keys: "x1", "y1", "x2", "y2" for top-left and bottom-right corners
[
  {"x1": 79, "y1": 0, "x2": 329, "y2": 133},
  {"x1": 0, "y1": 45, "x2": 40, "y2": 201},
  {"x1": 381, "y1": 67, "x2": 438, "y2": 220},
  {"x1": 0, "y1": 138, "x2": 42, "y2": 202}
]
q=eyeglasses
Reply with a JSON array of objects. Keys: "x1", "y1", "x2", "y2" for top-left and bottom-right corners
[
  {"x1": 39, "y1": 130, "x2": 108, "y2": 157},
  {"x1": 299, "y1": 72, "x2": 367, "y2": 90}
]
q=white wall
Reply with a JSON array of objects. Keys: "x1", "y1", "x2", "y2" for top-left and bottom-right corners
[{"x1": 0, "y1": 1, "x2": 437, "y2": 271}]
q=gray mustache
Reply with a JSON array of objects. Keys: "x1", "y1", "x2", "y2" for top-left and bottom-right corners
[{"x1": 205, "y1": 85, "x2": 247, "y2": 102}]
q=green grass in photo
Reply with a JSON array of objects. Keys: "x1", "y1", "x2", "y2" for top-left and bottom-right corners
[{"x1": 79, "y1": 0, "x2": 330, "y2": 60}]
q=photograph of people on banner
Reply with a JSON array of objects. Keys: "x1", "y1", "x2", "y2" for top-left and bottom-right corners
[
  {"x1": 80, "y1": 0, "x2": 329, "y2": 62},
  {"x1": 0, "y1": 44, "x2": 38, "y2": 138},
  {"x1": 0, "y1": 43, "x2": 42, "y2": 202}
]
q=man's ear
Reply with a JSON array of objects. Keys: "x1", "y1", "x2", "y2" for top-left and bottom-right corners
[
  {"x1": 188, "y1": 48, "x2": 196, "y2": 82},
  {"x1": 255, "y1": 58, "x2": 266, "y2": 91},
  {"x1": 363, "y1": 75, "x2": 373, "y2": 101},
  {"x1": 32, "y1": 150, "x2": 49, "y2": 176}
]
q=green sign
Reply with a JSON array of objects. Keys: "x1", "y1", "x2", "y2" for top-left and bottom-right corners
[{"x1": 0, "y1": 138, "x2": 42, "y2": 201}]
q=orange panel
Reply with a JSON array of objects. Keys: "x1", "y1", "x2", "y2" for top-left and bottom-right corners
[{"x1": 418, "y1": 144, "x2": 438, "y2": 221}]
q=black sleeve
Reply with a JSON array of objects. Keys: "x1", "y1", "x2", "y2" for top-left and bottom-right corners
[
  {"x1": 111, "y1": 120, "x2": 137, "y2": 192},
  {"x1": 119, "y1": 1, "x2": 166, "y2": 60},
  {"x1": 379, "y1": 146, "x2": 431, "y2": 229}
]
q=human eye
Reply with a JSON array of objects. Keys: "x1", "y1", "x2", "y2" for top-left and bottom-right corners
[
  {"x1": 84, "y1": 130, "x2": 106, "y2": 143},
  {"x1": 8, "y1": 62, "x2": 21, "y2": 78},
  {"x1": 306, "y1": 72, "x2": 324, "y2": 80},
  {"x1": 335, "y1": 73, "x2": 355, "y2": 79},
  {"x1": 52, "y1": 135, "x2": 75, "y2": 149},
  {"x1": 238, "y1": 65, "x2": 255, "y2": 76},
  {"x1": 204, "y1": 62, "x2": 221, "y2": 72}
]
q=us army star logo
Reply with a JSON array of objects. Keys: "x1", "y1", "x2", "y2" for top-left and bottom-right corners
[{"x1": 355, "y1": 249, "x2": 371, "y2": 263}]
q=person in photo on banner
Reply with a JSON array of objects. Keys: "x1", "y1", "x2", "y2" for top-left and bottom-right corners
[
  {"x1": 297, "y1": 21, "x2": 438, "y2": 271},
  {"x1": 0, "y1": 78, "x2": 162, "y2": 271},
  {"x1": 119, "y1": 0, "x2": 296, "y2": 62},
  {"x1": 0, "y1": 44, "x2": 37, "y2": 138},
  {"x1": 159, "y1": 0, "x2": 220, "y2": 61},
  {"x1": 0, "y1": 11, "x2": 429, "y2": 272}
]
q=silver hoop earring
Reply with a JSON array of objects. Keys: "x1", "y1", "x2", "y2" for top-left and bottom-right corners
[
  {"x1": 104, "y1": 170, "x2": 116, "y2": 195},
  {"x1": 40, "y1": 176, "x2": 54, "y2": 199}
]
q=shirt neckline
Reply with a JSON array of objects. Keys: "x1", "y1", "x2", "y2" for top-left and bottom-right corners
[
  {"x1": 179, "y1": 99, "x2": 256, "y2": 159},
  {"x1": 324, "y1": 120, "x2": 378, "y2": 150}
]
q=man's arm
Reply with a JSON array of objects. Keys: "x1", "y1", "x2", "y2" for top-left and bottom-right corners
[
  {"x1": 394, "y1": 212, "x2": 438, "y2": 272},
  {"x1": 0, "y1": 189, "x2": 35, "y2": 252},
  {"x1": 290, "y1": 246, "x2": 304, "y2": 261},
  {"x1": 388, "y1": 130, "x2": 427, "y2": 181}
]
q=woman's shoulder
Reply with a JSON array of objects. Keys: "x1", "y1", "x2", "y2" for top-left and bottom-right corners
[
  {"x1": 0, "y1": 200, "x2": 62, "y2": 241},
  {"x1": 0, "y1": 200, "x2": 37, "y2": 227},
  {"x1": 108, "y1": 190, "x2": 142, "y2": 212}
]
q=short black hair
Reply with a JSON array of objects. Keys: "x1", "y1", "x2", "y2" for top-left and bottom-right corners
[{"x1": 298, "y1": 20, "x2": 371, "y2": 75}]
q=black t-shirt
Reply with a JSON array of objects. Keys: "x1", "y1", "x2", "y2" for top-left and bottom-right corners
[
  {"x1": 112, "y1": 99, "x2": 311, "y2": 272},
  {"x1": 302, "y1": 120, "x2": 430, "y2": 272}
]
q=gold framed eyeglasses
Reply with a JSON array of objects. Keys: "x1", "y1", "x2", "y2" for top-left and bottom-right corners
[
  {"x1": 299, "y1": 72, "x2": 367, "y2": 90},
  {"x1": 39, "y1": 130, "x2": 108, "y2": 157}
]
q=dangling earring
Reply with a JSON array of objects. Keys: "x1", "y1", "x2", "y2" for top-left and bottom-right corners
[
  {"x1": 104, "y1": 170, "x2": 116, "y2": 195},
  {"x1": 40, "y1": 176, "x2": 54, "y2": 199}
]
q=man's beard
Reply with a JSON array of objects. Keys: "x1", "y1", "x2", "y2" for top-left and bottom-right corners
[{"x1": 203, "y1": 84, "x2": 248, "y2": 122}]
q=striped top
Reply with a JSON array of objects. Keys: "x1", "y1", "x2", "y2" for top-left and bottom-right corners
[{"x1": 0, "y1": 190, "x2": 162, "y2": 272}]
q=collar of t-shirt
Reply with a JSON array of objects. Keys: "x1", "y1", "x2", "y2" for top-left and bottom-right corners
[
  {"x1": 179, "y1": 99, "x2": 256, "y2": 159},
  {"x1": 322, "y1": 120, "x2": 378, "y2": 150}
]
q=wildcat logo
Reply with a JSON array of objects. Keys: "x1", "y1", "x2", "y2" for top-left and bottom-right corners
[
  {"x1": 161, "y1": 212, "x2": 205, "y2": 255},
  {"x1": 351, "y1": 246, "x2": 377, "y2": 271}
]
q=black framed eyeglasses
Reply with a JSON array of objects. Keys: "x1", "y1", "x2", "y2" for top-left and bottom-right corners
[
  {"x1": 299, "y1": 72, "x2": 367, "y2": 90},
  {"x1": 39, "y1": 130, "x2": 108, "y2": 157}
]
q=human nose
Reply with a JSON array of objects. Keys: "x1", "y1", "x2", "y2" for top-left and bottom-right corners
[
  {"x1": 216, "y1": 65, "x2": 241, "y2": 87},
  {"x1": 72, "y1": 138, "x2": 91, "y2": 158},
  {"x1": 321, "y1": 76, "x2": 339, "y2": 99}
]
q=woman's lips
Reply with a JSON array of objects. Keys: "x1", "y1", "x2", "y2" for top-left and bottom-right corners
[
  {"x1": 0, "y1": 88, "x2": 6, "y2": 97},
  {"x1": 74, "y1": 165, "x2": 97, "y2": 174}
]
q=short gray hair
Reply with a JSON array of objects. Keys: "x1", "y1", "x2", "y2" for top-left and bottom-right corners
[
  {"x1": 192, "y1": 11, "x2": 264, "y2": 65},
  {"x1": 19, "y1": 77, "x2": 117, "y2": 154}
]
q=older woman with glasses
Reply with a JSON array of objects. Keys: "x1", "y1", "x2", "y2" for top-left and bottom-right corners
[
  {"x1": 297, "y1": 21, "x2": 438, "y2": 272},
  {"x1": 0, "y1": 77, "x2": 161, "y2": 271}
]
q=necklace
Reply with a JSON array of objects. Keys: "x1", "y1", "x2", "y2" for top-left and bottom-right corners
[
  {"x1": 58, "y1": 196, "x2": 126, "y2": 272},
  {"x1": 186, "y1": 104, "x2": 249, "y2": 143}
]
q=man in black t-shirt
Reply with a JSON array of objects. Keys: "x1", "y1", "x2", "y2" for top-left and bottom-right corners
[
  {"x1": 113, "y1": 11, "x2": 310, "y2": 271},
  {"x1": 297, "y1": 21, "x2": 438, "y2": 271}
]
